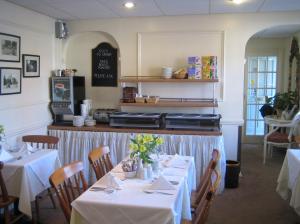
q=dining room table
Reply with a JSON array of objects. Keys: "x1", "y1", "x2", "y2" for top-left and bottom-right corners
[
  {"x1": 277, "y1": 149, "x2": 300, "y2": 215},
  {"x1": 1, "y1": 148, "x2": 61, "y2": 218},
  {"x1": 70, "y1": 154, "x2": 196, "y2": 224}
]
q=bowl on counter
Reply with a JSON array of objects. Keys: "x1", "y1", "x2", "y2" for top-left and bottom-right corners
[
  {"x1": 145, "y1": 96, "x2": 159, "y2": 104},
  {"x1": 85, "y1": 119, "x2": 96, "y2": 126},
  {"x1": 73, "y1": 116, "x2": 84, "y2": 127},
  {"x1": 135, "y1": 96, "x2": 145, "y2": 103},
  {"x1": 123, "y1": 170, "x2": 137, "y2": 178}
]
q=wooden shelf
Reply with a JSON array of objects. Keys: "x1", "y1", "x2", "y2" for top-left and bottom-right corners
[
  {"x1": 119, "y1": 76, "x2": 218, "y2": 83},
  {"x1": 120, "y1": 100, "x2": 218, "y2": 107}
]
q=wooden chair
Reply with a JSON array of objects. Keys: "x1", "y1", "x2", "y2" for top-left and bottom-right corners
[
  {"x1": 0, "y1": 162, "x2": 24, "y2": 224},
  {"x1": 263, "y1": 112, "x2": 300, "y2": 164},
  {"x1": 88, "y1": 146, "x2": 113, "y2": 180},
  {"x1": 183, "y1": 170, "x2": 220, "y2": 224},
  {"x1": 22, "y1": 135, "x2": 59, "y2": 220},
  {"x1": 191, "y1": 149, "x2": 219, "y2": 209},
  {"x1": 22, "y1": 135, "x2": 59, "y2": 149},
  {"x1": 49, "y1": 160, "x2": 87, "y2": 222}
]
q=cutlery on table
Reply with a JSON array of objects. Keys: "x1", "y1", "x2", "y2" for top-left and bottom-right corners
[{"x1": 143, "y1": 190, "x2": 174, "y2": 195}]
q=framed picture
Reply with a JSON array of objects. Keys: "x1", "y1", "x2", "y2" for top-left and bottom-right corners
[
  {"x1": 0, "y1": 67, "x2": 21, "y2": 95},
  {"x1": 22, "y1": 54, "x2": 40, "y2": 78},
  {"x1": 0, "y1": 33, "x2": 21, "y2": 62}
]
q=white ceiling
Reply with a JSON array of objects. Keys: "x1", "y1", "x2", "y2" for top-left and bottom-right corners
[{"x1": 5, "y1": 0, "x2": 300, "y2": 21}]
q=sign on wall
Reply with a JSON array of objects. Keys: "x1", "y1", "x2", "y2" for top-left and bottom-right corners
[{"x1": 92, "y1": 42, "x2": 118, "y2": 87}]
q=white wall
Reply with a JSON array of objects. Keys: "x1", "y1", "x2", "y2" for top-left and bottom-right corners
[
  {"x1": 0, "y1": 1, "x2": 55, "y2": 147},
  {"x1": 62, "y1": 12, "x2": 300, "y2": 160},
  {"x1": 64, "y1": 32, "x2": 122, "y2": 109}
]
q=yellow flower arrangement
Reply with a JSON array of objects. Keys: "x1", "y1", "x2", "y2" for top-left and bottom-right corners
[{"x1": 129, "y1": 134, "x2": 164, "y2": 164}]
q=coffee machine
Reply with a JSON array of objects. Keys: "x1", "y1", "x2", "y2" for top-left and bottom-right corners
[{"x1": 50, "y1": 76, "x2": 85, "y2": 124}]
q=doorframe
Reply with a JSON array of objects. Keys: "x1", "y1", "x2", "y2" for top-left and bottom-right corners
[{"x1": 243, "y1": 43, "x2": 284, "y2": 144}]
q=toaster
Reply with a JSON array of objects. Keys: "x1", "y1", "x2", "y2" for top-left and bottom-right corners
[{"x1": 93, "y1": 109, "x2": 118, "y2": 123}]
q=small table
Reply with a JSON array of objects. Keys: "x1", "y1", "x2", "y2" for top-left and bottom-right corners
[
  {"x1": 277, "y1": 149, "x2": 300, "y2": 215},
  {"x1": 2, "y1": 149, "x2": 61, "y2": 218},
  {"x1": 70, "y1": 155, "x2": 196, "y2": 224}
]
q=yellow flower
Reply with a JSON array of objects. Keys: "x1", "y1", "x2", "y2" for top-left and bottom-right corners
[
  {"x1": 156, "y1": 137, "x2": 163, "y2": 145},
  {"x1": 129, "y1": 143, "x2": 138, "y2": 151},
  {"x1": 140, "y1": 145, "x2": 146, "y2": 152},
  {"x1": 143, "y1": 134, "x2": 153, "y2": 143},
  {"x1": 136, "y1": 134, "x2": 144, "y2": 144}
]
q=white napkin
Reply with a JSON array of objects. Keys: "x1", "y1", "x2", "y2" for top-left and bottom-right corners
[
  {"x1": 96, "y1": 173, "x2": 123, "y2": 189},
  {"x1": 148, "y1": 175, "x2": 175, "y2": 190},
  {"x1": 162, "y1": 154, "x2": 186, "y2": 169},
  {"x1": 20, "y1": 143, "x2": 38, "y2": 154},
  {"x1": 0, "y1": 148, "x2": 15, "y2": 162}
]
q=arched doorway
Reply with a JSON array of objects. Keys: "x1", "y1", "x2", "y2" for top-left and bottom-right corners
[
  {"x1": 243, "y1": 25, "x2": 300, "y2": 144},
  {"x1": 63, "y1": 31, "x2": 122, "y2": 109}
]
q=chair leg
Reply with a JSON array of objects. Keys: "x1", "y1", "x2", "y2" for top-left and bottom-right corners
[
  {"x1": 35, "y1": 196, "x2": 40, "y2": 222},
  {"x1": 13, "y1": 199, "x2": 19, "y2": 214},
  {"x1": 4, "y1": 207, "x2": 9, "y2": 224},
  {"x1": 48, "y1": 188, "x2": 56, "y2": 209},
  {"x1": 263, "y1": 142, "x2": 267, "y2": 164}
]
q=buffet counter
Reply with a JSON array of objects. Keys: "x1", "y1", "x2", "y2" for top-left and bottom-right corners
[
  {"x1": 48, "y1": 124, "x2": 225, "y2": 192},
  {"x1": 48, "y1": 124, "x2": 222, "y2": 136}
]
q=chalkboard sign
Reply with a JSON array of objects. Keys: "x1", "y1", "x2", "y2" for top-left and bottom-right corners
[{"x1": 92, "y1": 42, "x2": 118, "y2": 87}]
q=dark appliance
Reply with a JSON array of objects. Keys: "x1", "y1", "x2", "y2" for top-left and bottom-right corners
[
  {"x1": 93, "y1": 109, "x2": 118, "y2": 123},
  {"x1": 122, "y1": 87, "x2": 137, "y2": 103},
  {"x1": 109, "y1": 112, "x2": 162, "y2": 128},
  {"x1": 50, "y1": 76, "x2": 85, "y2": 124},
  {"x1": 165, "y1": 113, "x2": 221, "y2": 131}
]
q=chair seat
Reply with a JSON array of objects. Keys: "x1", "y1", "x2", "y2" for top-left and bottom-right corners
[
  {"x1": 191, "y1": 190, "x2": 197, "y2": 209},
  {"x1": 0, "y1": 195, "x2": 18, "y2": 207},
  {"x1": 267, "y1": 132, "x2": 294, "y2": 143}
]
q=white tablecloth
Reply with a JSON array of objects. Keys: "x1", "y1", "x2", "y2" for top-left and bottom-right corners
[
  {"x1": 49, "y1": 129, "x2": 225, "y2": 192},
  {"x1": 276, "y1": 149, "x2": 300, "y2": 215},
  {"x1": 2, "y1": 149, "x2": 61, "y2": 217},
  {"x1": 70, "y1": 155, "x2": 196, "y2": 224}
]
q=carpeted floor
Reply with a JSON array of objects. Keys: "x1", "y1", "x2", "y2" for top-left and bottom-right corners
[
  {"x1": 207, "y1": 144, "x2": 300, "y2": 224},
  {"x1": 17, "y1": 144, "x2": 300, "y2": 224}
]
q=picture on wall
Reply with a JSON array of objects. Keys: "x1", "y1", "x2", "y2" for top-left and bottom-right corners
[
  {"x1": 22, "y1": 54, "x2": 40, "y2": 78},
  {"x1": 0, "y1": 32, "x2": 21, "y2": 62},
  {"x1": 0, "y1": 67, "x2": 21, "y2": 95}
]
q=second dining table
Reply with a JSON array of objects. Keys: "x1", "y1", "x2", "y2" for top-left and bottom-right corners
[
  {"x1": 277, "y1": 149, "x2": 300, "y2": 215},
  {"x1": 70, "y1": 154, "x2": 196, "y2": 224},
  {"x1": 2, "y1": 149, "x2": 61, "y2": 218}
]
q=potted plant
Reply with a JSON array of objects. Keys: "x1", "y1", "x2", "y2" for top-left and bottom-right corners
[{"x1": 266, "y1": 91, "x2": 297, "y2": 118}]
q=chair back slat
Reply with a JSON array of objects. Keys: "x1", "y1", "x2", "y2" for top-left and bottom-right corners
[
  {"x1": 88, "y1": 146, "x2": 113, "y2": 180},
  {"x1": 49, "y1": 161, "x2": 87, "y2": 222},
  {"x1": 193, "y1": 169, "x2": 220, "y2": 224},
  {"x1": 22, "y1": 135, "x2": 59, "y2": 149},
  {"x1": 0, "y1": 162, "x2": 9, "y2": 202}
]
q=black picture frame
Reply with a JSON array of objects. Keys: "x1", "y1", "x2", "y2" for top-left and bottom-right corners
[
  {"x1": 0, "y1": 32, "x2": 21, "y2": 62},
  {"x1": 0, "y1": 67, "x2": 21, "y2": 95},
  {"x1": 22, "y1": 54, "x2": 40, "y2": 78}
]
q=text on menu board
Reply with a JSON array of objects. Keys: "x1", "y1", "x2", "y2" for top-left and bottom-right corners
[{"x1": 92, "y1": 42, "x2": 117, "y2": 87}]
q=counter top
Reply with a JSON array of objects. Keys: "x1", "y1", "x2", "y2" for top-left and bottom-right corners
[{"x1": 48, "y1": 124, "x2": 222, "y2": 136}]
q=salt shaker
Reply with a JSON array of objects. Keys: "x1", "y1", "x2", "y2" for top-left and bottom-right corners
[
  {"x1": 137, "y1": 160, "x2": 144, "y2": 179},
  {"x1": 147, "y1": 164, "x2": 153, "y2": 179}
]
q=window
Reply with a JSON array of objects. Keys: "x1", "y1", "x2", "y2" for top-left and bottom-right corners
[{"x1": 246, "y1": 56, "x2": 277, "y2": 135}]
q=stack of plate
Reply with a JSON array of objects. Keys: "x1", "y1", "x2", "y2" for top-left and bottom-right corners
[
  {"x1": 73, "y1": 116, "x2": 84, "y2": 127},
  {"x1": 85, "y1": 119, "x2": 96, "y2": 126}
]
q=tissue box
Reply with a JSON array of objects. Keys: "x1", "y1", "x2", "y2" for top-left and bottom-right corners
[
  {"x1": 201, "y1": 56, "x2": 218, "y2": 79},
  {"x1": 188, "y1": 66, "x2": 201, "y2": 79},
  {"x1": 188, "y1": 56, "x2": 201, "y2": 65}
]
